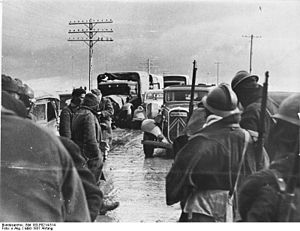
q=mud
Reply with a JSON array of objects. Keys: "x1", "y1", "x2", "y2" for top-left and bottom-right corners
[{"x1": 96, "y1": 128, "x2": 181, "y2": 222}]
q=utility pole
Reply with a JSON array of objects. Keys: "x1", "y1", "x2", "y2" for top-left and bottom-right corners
[
  {"x1": 242, "y1": 34, "x2": 261, "y2": 73},
  {"x1": 139, "y1": 58, "x2": 159, "y2": 74},
  {"x1": 68, "y1": 19, "x2": 113, "y2": 90},
  {"x1": 214, "y1": 61, "x2": 222, "y2": 85}
]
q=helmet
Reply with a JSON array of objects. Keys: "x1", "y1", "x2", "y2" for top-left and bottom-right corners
[
  {"x1": 14, "y1": 78, "x2": 25, "y2": 95},
  {"x1": 82, "y1": 93, "x2": 99, "y2": 108},
  {"x1": 91, "y1": 89, "x2": 102, "y2": 96},
  {"x1": 272, "y1": 93, "x2": 300, "y2": 127},
  {"x1": 202, "y1": 83, "x2": 240, "y2": 118},
  {"x1": 141, "y1": 119, "x2": 162, "y2": 137},
  {"x1": 23, "y1": 84, "x2": 34, "y2": 99},
  {"x1": 231, "y1": 70, "x2": 259, "y2": 90},
  {"x1": 72, "y1": 87, "x2": 86, "y2": 97},
  {"x1": 2, "y1": 74, "x2": 19, "y2": 93}
]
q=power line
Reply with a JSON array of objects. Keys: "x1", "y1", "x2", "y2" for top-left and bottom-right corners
[
  {"x1": 68, "y1": 18, "x2": 114, "y2": 90},
  {"x1": 138, "y1": 58, "x2": 159, "y2": 74},
  {"x1": 214, "y1": 61, "x2": 222, "y2": 85},
  {"x1": 242, "y1": 34, "x2": 262, "y2": 73}
]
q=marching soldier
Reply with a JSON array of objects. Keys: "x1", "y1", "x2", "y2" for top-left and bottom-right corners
[
  {"x1": 59, "y1": 87, "x2": 86, "y2": 138},
  {"x1": 238, "y1": 93, "x2": 300, "y2": 222},
  {"x1": 91, "y1": 89, "x2": 114, "y2": 160},
  {"x1": 231, "y1": 70, "x2": 278, "y2": 160},
  {"x1": 166, "y1": 84, "x2": 269, "y2": 222}
]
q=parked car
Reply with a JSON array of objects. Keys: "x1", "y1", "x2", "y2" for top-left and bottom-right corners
[
  {"x1": 32, "y1": 91, "x2": 60, "y2": 135},
  {"x1": 132, "y1": 89, "x2": 164, "y2": 128},
  {"x1": 141, "y1": 84, "x2": 214, "y2": 157}
]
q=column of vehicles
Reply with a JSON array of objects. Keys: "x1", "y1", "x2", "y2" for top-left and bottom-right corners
[{"x1": 29, "y1": 71, "x2": 296, "y2": 159}]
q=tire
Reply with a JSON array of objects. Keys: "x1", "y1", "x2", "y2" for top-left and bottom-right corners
[{"x1": 143, "y1": 132, "x2": 155, "y2": 158}]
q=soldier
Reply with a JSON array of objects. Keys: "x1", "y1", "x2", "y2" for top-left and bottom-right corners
[
  {"x1": 2, "y1": 75, "x2": 36, "y2": 120},
  {"x1": 1, "y1": 74, "x2": 21, "y2": 100},
  {"x1": 71, "y1": 92, "x2": 119, "y2": 215},
  {"x1": 166, "y1": 83, "x2": 268, "y2": 222},
  {"x1": 59, "y1": 137, "x2": 103, "y2": 221},
  {"x1": 20, "y1": 84, "x2": 36, "y2": 115},
  {"x1": 2, "y1": 74, "x2": 28, "y2": 118},
  {"x1": 59, "y1": 87, "x2": 86, "y2": 138},
  {"x1": 71, "y1": 93, "x2": 103, "y2": 181},
  {"x1": 1, "y1": 102, "x2": 90, "y2": 222},
  {"x1": 231, "y1": 70, "x2": 278, "y2": 160},
  {"x1": 238, "y1": 93, "x2": 300, "y2": 222},
  {"x1": 91, "y1": 89, "x2": 114, "y2": 160}
]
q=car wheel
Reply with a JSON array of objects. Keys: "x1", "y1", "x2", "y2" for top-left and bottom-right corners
[{"x1": 143, "y1": 132, "x2": 155, "y2": 158}]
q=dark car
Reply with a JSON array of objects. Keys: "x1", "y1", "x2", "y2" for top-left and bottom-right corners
[{"x1": 141, "y1": 84, "x2": 214, "y2": 157}]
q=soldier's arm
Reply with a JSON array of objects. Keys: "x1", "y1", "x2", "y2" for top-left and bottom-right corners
[
  {"x1": 240, "y1": 104, "x2": 261, "y2": 132},
  {"x1": 83, "y1": 114, "x2": 101, "y2": 159},
  {"x1": 166, "y1": 136, "x2": 214, "y2": 205},
  {"x1": 100, "y1": 98, "x2": 114, "y2": 118},
  {"x1": 60, "y1": 137, "x2": 103, "y2": 221},
  {"x1": 55, "y1": 137, "x2": 91, "y2": 221},
  {"x1": 59, "y1": 108, "x2": 72, "y2": 138}
]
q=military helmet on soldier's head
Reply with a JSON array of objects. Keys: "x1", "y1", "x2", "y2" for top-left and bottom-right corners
[
  {"x1": 23, "y1": 84, "x2": 34, "y2": 99},
  {"x1": 91, "y1": 89, "x2": 102, "y2": 97},
  {"x1": 72, "y1": 87, "x2": 86, "y2": 97},
  {"x1": 14, "y1": 78, "x2": 25, "y2": 95},
  {"x1": 202, "y1": 83, "x2": 240, "y2": 118},
  {"x1": 2, "y1": 74, "x2": 19, "y2": 93},
  {"x1": 272, "y1": 93, "x2": 300, "y2": 127},
  {"x1": 231, "y1": 70, "x2": 259, "y2": 90}
]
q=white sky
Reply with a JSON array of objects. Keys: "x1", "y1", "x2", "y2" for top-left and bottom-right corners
[{"x1": 1, "y1": 0, "x2": 300, "y2": 92}]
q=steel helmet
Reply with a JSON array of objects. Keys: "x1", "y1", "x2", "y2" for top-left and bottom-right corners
[
  {"x1": 231, "y1": 70, "x2": 259, "y2": 90},
  {"x1": 272, "y1": 93, "x2": 300, "y2": 127},
  {"x1": 14, "y1": 78, "x2": 26, "y2": 95},
  {"x1": 202, "y1": 83, "x2": 240, "y2": 118},
  {"x1": 141, "y1": 119, "x2": 162, "y2": 137},
  {"x1": 23, "y1": 84, "x2": 35, "y2": 99},
  {"x1": 2, "y1": 74, "x2": 19, "y2": 93}
]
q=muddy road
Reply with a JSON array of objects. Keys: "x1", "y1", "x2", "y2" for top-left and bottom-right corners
[{"x1": 96, "y1": 128, "x2": 181, "y2": 222}]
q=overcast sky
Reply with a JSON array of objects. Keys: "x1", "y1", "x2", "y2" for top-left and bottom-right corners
[{"x1": 2, "y1": 0, "x2": 300, "y2": 92}]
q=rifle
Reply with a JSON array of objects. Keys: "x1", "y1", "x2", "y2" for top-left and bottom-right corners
[
  {"x1": 256, "y1": 71, "x2": 269, "y2": 166},
  {"x1": 187, "y1": 60, "x2": 197, "y2": 122}
]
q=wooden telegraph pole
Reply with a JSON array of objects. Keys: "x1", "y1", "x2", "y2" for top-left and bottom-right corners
[
  {"x1": 68, "y1": 19, "x2": 113, "y2": 90},
  {"x1": 242, "y1": 34, "x2": 261, "y2": 73}
]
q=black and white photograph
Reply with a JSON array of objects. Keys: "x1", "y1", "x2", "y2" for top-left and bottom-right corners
[{"x1": 1, "y1": 0, "x2": 300, "y2": 225}]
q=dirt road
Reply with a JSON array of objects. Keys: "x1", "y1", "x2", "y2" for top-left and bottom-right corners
[{"x1": 96, "y1": 128, "x2": 181, "y2": 222}]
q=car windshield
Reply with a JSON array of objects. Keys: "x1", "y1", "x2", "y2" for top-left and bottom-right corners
[
  {"x1": 32, "y1": 104, "x2": 46, "y2": 121},
  {"x1": 165, "y1": 90, "x2": 208, "y2": 102},
  {"x1": 146, "y1": 92, "x2": 163, "y2": 100}
]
